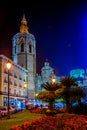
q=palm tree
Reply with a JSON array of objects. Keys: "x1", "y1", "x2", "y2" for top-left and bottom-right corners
[
  {"x1": 60, "y1": 76, "x2": 85, "y2": 112},
  {"x1": 37, "y1": 82, "x2": 61, "y2": 111},
  {"x1": 70, "y1": 86, "x2": 85, "y2": 104}
]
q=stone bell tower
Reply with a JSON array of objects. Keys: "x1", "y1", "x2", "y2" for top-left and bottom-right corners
[{"x1": 12, "y1": 14, "x2": 36, "y2": 99}]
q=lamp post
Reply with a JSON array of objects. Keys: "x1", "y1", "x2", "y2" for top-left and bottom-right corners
[
  {"x1": 6, "y1": 61, "x2": 12, "y2": 119},
  {"x1": 24, "y1": 82, "x2": 27, "y2": 109},
  {"x1": 51, "y1": 76, "x2": 56, "y2": 83},
  {"x1": 35, "y1": 93, "x2": 38, "y2": 107}
]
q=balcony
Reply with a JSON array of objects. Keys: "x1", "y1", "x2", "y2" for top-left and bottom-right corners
[{"x1": 0, "y1": 91, "x2": 26, "y2": 98}]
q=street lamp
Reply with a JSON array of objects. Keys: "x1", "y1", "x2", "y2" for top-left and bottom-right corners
[
  {"x1": 51, "y1": 76, "x2": 56, "y2": 83},
  {"x1": 50, "y1": 72, "x2": 56, "y2": 84},
  {"x1": 24, "y1": 82, "x2": 28, "y2": 109},
  {"x1": 6, "y1": 61, "x2": 12, "y2": 119},
  {"x1": 35, "y1": 93, "x2": 38, "y2": 107}
]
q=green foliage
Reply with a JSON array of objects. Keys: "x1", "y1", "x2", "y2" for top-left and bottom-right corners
[
  {"x1": 60, "y1": 76, "x2": 78, "y2": 88},
  {"x1": 37, "y1": 90, "x2": 60, "y2": 102},
  {"x1": 59, "y1": 76, "x2": 85, "y2": 112},
  {"x1": 69, "y1": 86, "x2": 85, "y2": 102},
  {"x1": 37, "y1": 82, "x2": 62, "y2": 112},
  {"x1": 37, "y1": 76, "x2": 85, "y2": 113},
  {"x1": 41, "y1": 82, "x2": 61, "y2": 91}
]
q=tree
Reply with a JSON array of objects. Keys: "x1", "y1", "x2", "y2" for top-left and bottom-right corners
[
  {"x1": 37, "y1": 76, "x2": 85, "y2": 114},
  {"x1": 37, "y1": 82, "x2": 61, "y2": 111},
  {"x1": 58, "y1": 76, "x2": 85, "y2": 112},
  {"x1": 70, "y1": 86, "x2": 85, "y2": 104}
]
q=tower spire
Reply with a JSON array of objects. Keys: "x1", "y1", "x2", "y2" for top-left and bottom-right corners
[
  {"x1": 23, "y1": 13, "x2": 25, "y2": 19},
  {"x1": 20, "y1": 14, "x2": 29, "y2": 33}
]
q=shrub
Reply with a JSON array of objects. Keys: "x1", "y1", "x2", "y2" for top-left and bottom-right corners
[{"x1": 10, "y1": 114, "x2": 87, "y2": 130}]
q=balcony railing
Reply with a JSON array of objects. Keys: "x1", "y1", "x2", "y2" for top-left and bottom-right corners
[{"x1": 0, "y1": 91, "x2": 26, "y2": 98}]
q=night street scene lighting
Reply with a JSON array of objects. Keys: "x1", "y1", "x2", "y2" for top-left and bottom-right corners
[{"x1": 6, "y1": 61, "x2": 12, "y2": 119}]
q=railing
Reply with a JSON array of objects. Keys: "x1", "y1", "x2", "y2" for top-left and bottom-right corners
[{"x1": 0, "y1": 91, "x2": 27, "y2": 98}]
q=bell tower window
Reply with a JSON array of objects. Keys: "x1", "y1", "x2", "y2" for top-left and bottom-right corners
[
  {"x1": 21, "y1": 43, "x2": 24, "y2": 52},
  {"x1": 29, "y1": 45, "x2": 32, "y2": 53}
]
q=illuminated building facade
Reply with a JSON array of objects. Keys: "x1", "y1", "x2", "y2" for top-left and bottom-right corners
[
  {"x1": 0, "y1": 55, "x2": 28, "y2": 109},
  {"x1": 12, "y1": 14, "x2": 36, "y2": 100},
  {"x1": 35, "y1": 60, "x2": 60, "y2": 93},
  {"x1": 70, "y1": 69, "x2": 85, "y2": 86},
  {"x1": 70, "y1": 69, "x2": 87, "y2": 104}
]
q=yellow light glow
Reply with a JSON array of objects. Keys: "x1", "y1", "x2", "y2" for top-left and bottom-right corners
[
  {"x1": 35, "y1": 93, "x2": 38, "y2": 97},
  {"x1": 6, "y1": 62, "x2": 12, "y2": 70},
  {"x1": 24, "y1": 83, "x2": 27, "y2": 88},
  {"x1": 51, "y1": 77, "x2": 56, "y2": 83}
]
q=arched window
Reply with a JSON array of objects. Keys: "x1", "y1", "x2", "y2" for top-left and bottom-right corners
[
  {"x1": 21, "y1": 43, "x2": 24, "y2": 52},
  {"x1": 29, "y1": 45, "x2": 32, "y2": 53}
]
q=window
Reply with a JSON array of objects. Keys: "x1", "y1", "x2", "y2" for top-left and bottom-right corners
[
  {"x1": 23, "y1": 90, "x2": 25, "y2": 96},
  {"x1": 14, "y1": 73, "x2": 17, "y2": 78},
  {"x1": 4, "y1": 87, "x2": 6, "y2": 93},
  {"x1": 19, "y1": 75, "x2": 22, "y2": 80},
  {"x1": 14, "y1": 89, "x2": 16, "y2": 95},
  {"x1": 29, "y1": 45, "x2": 32, "y2": 53},
  {"x1": 21, "y1": 64, "x2": 23, "y2": 67},
  {"x1": 9, "y1": 88, "x2": 11, "y2": 94},
  {"x1": 19, "y1": 90, "x2": 21, "y2": 96},
  {"x1": 4, "y1": 77, "x2": 8, "y2": 83},
  {"x1": 21, "y1": 43, "x2": 24, "y2": 52},
  {"x1": 14, "y1": 81, "x2": 17, "y2": 86},
  {"x1": 4, "y1": 68, "x2": 7, "y2": 73}
]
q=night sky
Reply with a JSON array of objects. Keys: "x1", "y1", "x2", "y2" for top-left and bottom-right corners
[{"x1": 0, "y1": 0, "x2": 87, "y2": 76}]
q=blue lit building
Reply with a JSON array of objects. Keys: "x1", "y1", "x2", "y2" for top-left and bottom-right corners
[{"x1": 70, "y1": 69, "x2": 87, "y2": 104}]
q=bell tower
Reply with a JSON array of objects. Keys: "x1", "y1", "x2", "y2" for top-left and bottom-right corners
[{"x1": 12, "y1": 14, "x2": 36, "y2": 99}]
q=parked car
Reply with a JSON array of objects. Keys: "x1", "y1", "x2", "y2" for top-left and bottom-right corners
[
  {"x1": 0, "y1": 106, "x2": 7, "y2": 117},
  {"x1": 0, "y1": 106, "x2": 17, "y2": 117},
  {"x1": 11, "y1": 106, "x2": 18, "y2": 113},
  {"x1": 26, "y1": 103, "x2": 34, "y2": 110}
]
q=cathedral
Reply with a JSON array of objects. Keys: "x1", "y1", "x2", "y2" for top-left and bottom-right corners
[{"x1": 0, "y1": 14, "x2": 58, "y2": 108}]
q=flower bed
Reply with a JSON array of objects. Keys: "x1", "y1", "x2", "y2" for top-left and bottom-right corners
[
  {"x1": 10, "y1": 114, "x2": 87, "y2": 130},
  {"x1": 30, "y1": 108, "x2": 45, "y2": 113},
  {"x1": 30, "y1": 108, "x2": 61, "y2": 115}
]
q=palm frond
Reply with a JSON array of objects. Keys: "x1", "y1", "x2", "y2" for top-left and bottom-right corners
[
  {"x1": 60, "y1": 76, "x2": 78, "y2": 87},
  {"x1": 41, "y1": 82, "x2": 61, "y2": 91}
]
